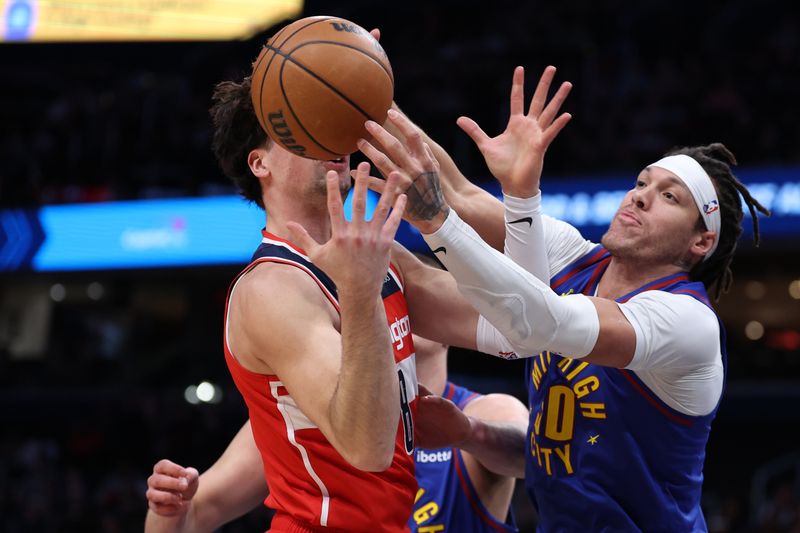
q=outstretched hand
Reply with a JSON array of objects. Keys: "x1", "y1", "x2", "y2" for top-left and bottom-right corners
[
  {"x1": 358, "y1": 110, "x2": 450, "y2": 234},
  {"x1": 457, "y1": 66, "x2": 572, "y2": 198},
  {"x1": 286, "y1": 162, "x2": 407, "y2": 295},
  {"x1": 146, "y1": 459, "x2": 200, "y2": 517}
]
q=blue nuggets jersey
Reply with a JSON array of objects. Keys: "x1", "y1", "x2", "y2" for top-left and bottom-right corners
[
  {"x1": 410, "y1": 382, "x2": 517, "y2": 533},
  {"x1": 526, "y1": 246, "x2": 726, "y2": 532}
]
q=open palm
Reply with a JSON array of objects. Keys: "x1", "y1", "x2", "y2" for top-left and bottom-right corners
[{"x1": 457, "y1": 66, "x2": 572, "y2": 198}]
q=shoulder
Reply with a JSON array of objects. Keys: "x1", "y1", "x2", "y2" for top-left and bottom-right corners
[
  {"x1": 232, "y1": 261, "x2": 339, "y2": 327},
  {"x1": 237, "y1": 261, "x2": 331, "y2": 303},
  {"x1": 542, "y1": 215, "x2": 596, "y2": 277},
  {"x1": 625, "y1": 291, "x2": 718, "y2": 335},
  {"x1": 621, "y1": 290, "x2": 721, "y2": 369}
]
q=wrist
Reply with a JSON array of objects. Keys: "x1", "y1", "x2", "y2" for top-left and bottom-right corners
[
  {"x1": 502, "y1": 186, "x2": 540, "y2": 199},
  {"x1": 415, "y1": 206, "x2": 451, "y2": 235}
]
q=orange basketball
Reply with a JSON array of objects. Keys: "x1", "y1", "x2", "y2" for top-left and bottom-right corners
[{"x1": 250, "y1": 16, "x2": 394, "y2": 160}]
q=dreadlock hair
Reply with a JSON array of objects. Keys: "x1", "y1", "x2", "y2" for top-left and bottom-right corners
[
  {"x1": 666, "y1": 143, "x2": 770, "y2": 300},
  {"x1": 210, "y1": 76, "x2": 270, "y2": 209}
]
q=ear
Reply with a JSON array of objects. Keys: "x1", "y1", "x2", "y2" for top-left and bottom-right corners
[
  {"x1": 689, "y1": 229, "x2": 716, "y2": 260},
  {"x1": 247, "y1": 147, "x2": 270, "y2": 180}
]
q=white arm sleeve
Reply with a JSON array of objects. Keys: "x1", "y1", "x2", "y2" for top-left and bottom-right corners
[
  {"x1": 504, "y1": 193, "x2": 549, "y2": 281},
  {"x1": 425, "y1": 209, "x2": 599, "y2": 358},
  {"x1": 619, "y1": 291, "x2": 724, "y2": 415}
]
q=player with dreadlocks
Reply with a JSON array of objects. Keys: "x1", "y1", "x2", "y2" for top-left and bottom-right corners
[{"x1": 355, "y1": 65, "x2": 770, "y2": 531}]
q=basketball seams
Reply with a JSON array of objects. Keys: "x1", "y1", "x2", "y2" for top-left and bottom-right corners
[
  {"x1": 287, "y1": 40, "x2": 394, "y2": 84},
  {"x1": 253, "y1": 17, "x2": 335, "y2": 127},
  {"x1": 274, "y1": 17, "x2": 335, "y2": 49},
  {"x1": 284, "y1": 42, "x2": 393, "y2": 123},
  {"x1": 278, "y1": 59, "x2": 341, "y2": 159},
  {"x1": 252, "y1": 17, "x2": 394, "y2": 160}
]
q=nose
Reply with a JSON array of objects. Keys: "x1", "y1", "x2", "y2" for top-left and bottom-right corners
[{"x1": 630, "y1": 185, "x2": 648, "y2": 209}]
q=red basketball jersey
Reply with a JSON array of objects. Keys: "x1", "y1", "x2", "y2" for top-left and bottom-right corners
[{"x1": 224, "y1": 232, "x2": 418, "y2": 532}]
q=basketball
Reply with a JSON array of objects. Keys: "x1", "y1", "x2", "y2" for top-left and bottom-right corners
[{"x1": 250, "y1": 16, "x2": 394, "y2": 161}]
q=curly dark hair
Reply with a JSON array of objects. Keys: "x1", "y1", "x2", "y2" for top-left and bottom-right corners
[
  {"x1": 667, "y1": 143, "x2": 770, "y2": 300},
  {"x1": 209, "y1": 77, "x2": 270, "y2": 209}
]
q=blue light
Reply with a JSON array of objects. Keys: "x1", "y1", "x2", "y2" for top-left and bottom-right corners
[{"x1": 1, "y1": 167, "x2": 797, "y2": 273}]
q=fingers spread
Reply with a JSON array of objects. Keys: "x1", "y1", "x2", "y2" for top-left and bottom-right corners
[
  {"x1": 542, "y1": 112, "x2": 573, "y2": 146},
  {"x1": 285, "y1": 221, "x2": 316, "y2": 252},
  {"x1": 350, "y1": 161, "x2": 370, "y2": 224},
  {"x1": 539, "y1": 80, "x2": 573, "y2": 128},
  {"x1": 380, "y1": 193, "x2": 407, "y2": 242},
  {"x1": 365, "y1": 175, "x2": 387, "y2": 194},
  {"x1": 509, "y1": 66, "x2": 525, "y2": 116},
  {"x1": 371, "y1": 170, "x2": 401, "y2": 224},
  {"x1": 324, "y1": 170, "x2": 346, "y2": 233},
  {"x1": 456, "y1": 116, "x2": 490, "y2": 149},
  {"x1": 386, "y1": 109, "x2": 426, "y2": 158},
  {"x1": 358, "y1": 137, "x2": 397, "y2": 178},
  {"x1": 529, "y1": 65, "x2": 557, "y2": 117},
  {"x1": 364, "y1": 120, "x2": 416, "y2": 171}
]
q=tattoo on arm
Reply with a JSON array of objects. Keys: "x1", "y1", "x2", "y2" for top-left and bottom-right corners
[{"x1": 406, "y1": 171, "x2": 449, "y2": 221}]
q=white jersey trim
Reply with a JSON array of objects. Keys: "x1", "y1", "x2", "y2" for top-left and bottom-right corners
[
  {"x1": 397, "y1": 354, "x2": 417, "y2": 405},
  {"x1": 261, "y1": 235, "x2": 313, "y2": 262},
  {"x1": 270, "y1": 380, "x2": 331, "y2": 526}
]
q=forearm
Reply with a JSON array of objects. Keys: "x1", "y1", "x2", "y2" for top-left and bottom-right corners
[
  {"x1": 145, "y1": 508, "x2": 196, "y2": 533},
  {"x1": 460, "y1": 418, "x2": 527, "y2": 478},
  {"x1": 504, "y1": 193, "x2": 548, "y2": 281},
  {"x1": 423, "y1": 209, "x2": 599, "y2": 357},
  {"x1": 332, "y1": 291, "x2": 400, "y2": 471}
]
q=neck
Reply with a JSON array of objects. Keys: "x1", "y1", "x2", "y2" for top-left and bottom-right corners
[
  {"x1": 416, "y1": 350, "x2": 447, "y2": 396},
  {"x1": 263, "y1": 202, "x2": 331, "y2": 246},
  {"x1": 597, "y1": 257, "x2": 685, "y2": 300}
]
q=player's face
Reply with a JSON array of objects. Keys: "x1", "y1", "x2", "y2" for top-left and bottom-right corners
[
  {"x1": 267, "y1": 144, "x2": 351, "y2": 198},
  {"x1": 602, "y1": 166, "x2": 705, "y2": 266}
]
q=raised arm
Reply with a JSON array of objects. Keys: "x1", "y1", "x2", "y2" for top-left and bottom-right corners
[
  {"x1": 386, "y1": 104, "x2": 506, "y2": 251},
  {"x1": 231, "y1": 165, "x2": 408, "y2": 471},
  {"x1": 145, "y1": 421, "x2": 267, "y2": 533}
]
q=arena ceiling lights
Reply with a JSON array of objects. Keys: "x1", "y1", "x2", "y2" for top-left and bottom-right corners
[{"x1": 1, "y1": 0, "x2": 304, "y2": 41}]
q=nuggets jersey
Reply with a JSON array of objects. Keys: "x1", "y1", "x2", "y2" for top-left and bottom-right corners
[
  {"x1": 526, "y1": 246, "x2": 726, "y2": 532},
  {"x1": 224, "y1": 231, "x2": 418, "y2": 533},
  {"x1": 411, "y1": 382, "x2": 517, "y2": 533}
]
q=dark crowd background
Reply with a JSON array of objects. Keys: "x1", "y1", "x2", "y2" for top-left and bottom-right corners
[{"x1": 1, "y1": 0, "x2": 799, "y2": 531}]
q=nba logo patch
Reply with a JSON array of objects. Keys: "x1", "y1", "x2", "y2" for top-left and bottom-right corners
[{"x1": 703, "y1": 200, "x2": 719, "y2": 215}]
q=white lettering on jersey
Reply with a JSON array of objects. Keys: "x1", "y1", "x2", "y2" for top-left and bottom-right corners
[
  {"x1": 415, "y1": 449, "x2": 453, "y2": 463},
  {"x1": 389, "y1": 315, "x2": 411, "y2": 351}
]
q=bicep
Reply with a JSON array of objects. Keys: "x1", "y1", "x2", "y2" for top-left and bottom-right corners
[
  {"x1": 237, "y1": 268, "x2": 344, "y2": 441},
  {"x1": 583, "y1": 297, "x2": 638, "y2": 368}
]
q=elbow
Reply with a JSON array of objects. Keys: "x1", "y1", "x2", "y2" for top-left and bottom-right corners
[
  {"x1": 348, "y1": 446, "x2": 395, "y2": 472},
  {"x1": 339, "y1": 440, "x2": 395, "y2": 473}
]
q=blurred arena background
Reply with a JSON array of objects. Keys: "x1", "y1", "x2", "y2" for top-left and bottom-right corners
[{"x1": 1, "y1": 0, "x2": 799, "y2": 531}]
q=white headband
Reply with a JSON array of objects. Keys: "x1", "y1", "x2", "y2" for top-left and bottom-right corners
[{"x1": 649, "y1": 154, "x2": 720, "y2": 260}]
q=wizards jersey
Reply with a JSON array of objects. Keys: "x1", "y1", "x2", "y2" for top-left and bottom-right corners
[
  {"x1": 526, "y1": 245, "x2": 726, "y2": 532},
  {"x1": 224, "y1": 231, "x2": 418, "y2": 533},
  {"x1": 411, "y1": 382, "x2": 517, "y2": 533}
]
